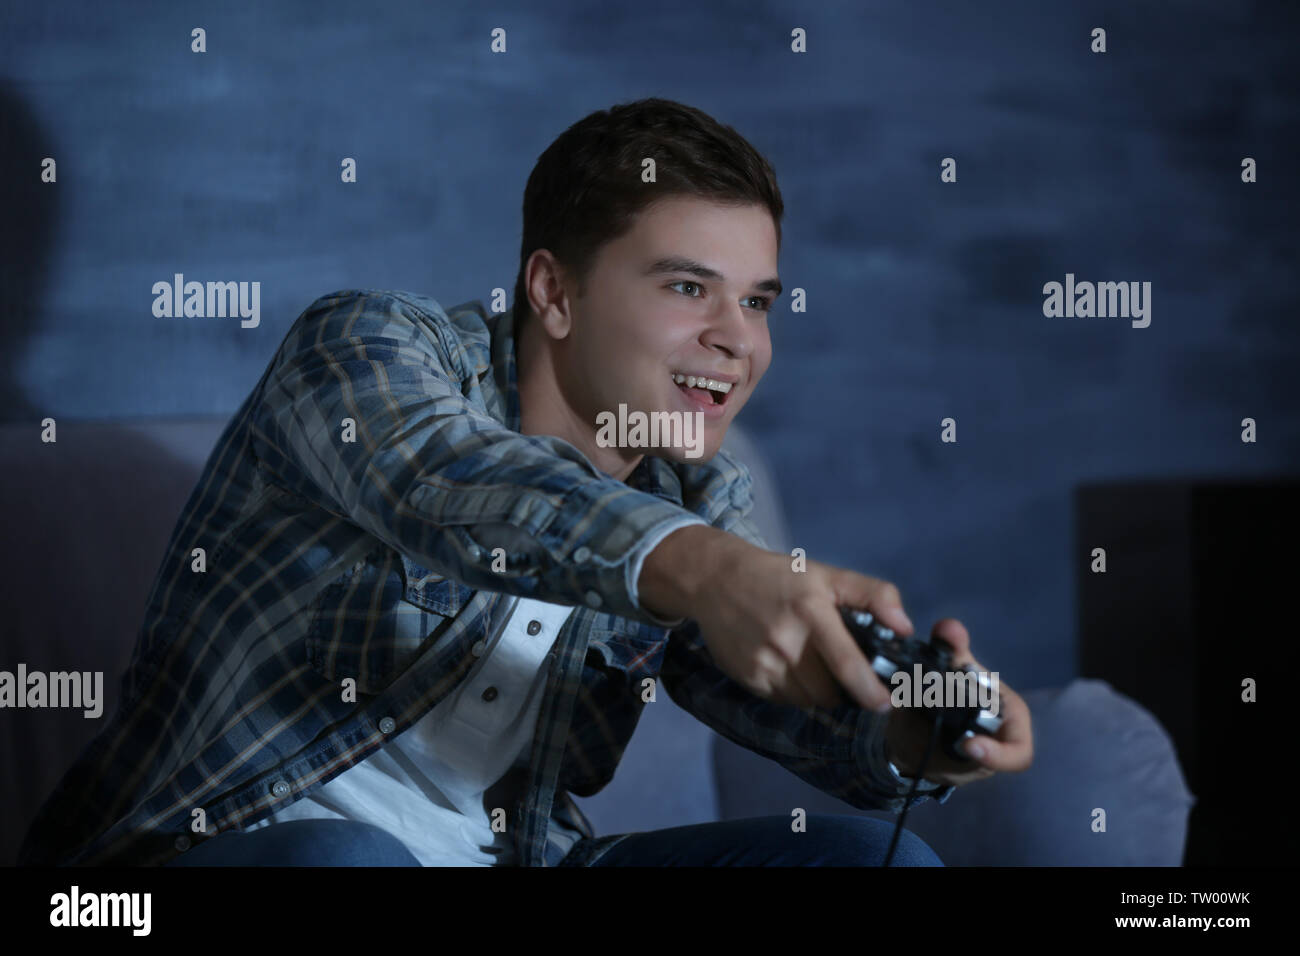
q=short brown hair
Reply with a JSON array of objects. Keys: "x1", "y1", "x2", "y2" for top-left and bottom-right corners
[{"x1": 512, "y1": 97, "x2": 784, "y2": 326}]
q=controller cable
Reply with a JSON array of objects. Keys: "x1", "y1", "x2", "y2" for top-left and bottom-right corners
[{"x1": 881, "y1": 716, "x2": 944, "y2": 867}]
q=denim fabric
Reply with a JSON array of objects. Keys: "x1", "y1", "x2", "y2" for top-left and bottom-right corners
[
  {"x1": 159, "y1": 815, "x2": 943, "y2": 867},
  {"x1": 562, "y1": 815, "x2": 945, "y2": 867},
  {"x1": 162, "y1": 819, "x2": 422, "y2": 867}
]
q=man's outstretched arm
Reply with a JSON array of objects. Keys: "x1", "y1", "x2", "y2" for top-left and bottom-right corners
[
  {"x1": 250, "y1": 289, "x2": 699, "y2": 625},
  {"x1": 640, "y1": 516, "x2": 945, "y2": 812},
  {"x1": 641, "y1": 510, "x2": 1030, "y2": 803}
]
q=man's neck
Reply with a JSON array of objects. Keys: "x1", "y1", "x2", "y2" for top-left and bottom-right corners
[{"x1": 516, "y1": 316, "x2": 644, "y2": 483}]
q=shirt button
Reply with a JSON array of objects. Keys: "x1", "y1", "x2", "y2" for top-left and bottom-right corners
[
  {"x1": 585, "y1": 590, "x2": 602, "y2": 608},
  {"x1": 379, "y1": 716, "x2": 396, "y2": 734},
  {"x1": 174, "y1": 834, "x2": 191, "y2": 852},
  {"x1": 270, "y1": 780, "x2": 290, "y2": 798},
  {"x1": 471, "y1": 640, "x2": 486, "y2": 657},
  {"x1": 481, "y1": 686, "x2": 498, "y2": 702},
  {"x1": 527, "y1": 620, "x2": 542, "y2": 636},
  {"x1": 573, "y1": 546, "x2": 592, "y2": 563},
  {"x1": 467, "y1": 544, "x2": 483, "y2": 561}
]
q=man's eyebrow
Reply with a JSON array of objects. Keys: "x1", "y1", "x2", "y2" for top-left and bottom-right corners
[{"x1": 644, "y1": 255, "x2": 782, "y2": 297}]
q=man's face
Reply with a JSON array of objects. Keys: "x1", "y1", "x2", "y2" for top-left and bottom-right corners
[{"x1": 557, "y1": 197, "x2": 778, "y2": 466}]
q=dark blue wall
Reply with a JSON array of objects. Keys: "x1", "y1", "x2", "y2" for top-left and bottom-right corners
[{"x1": 2, "y1": 0, "x2": 1296, "y2": 690}]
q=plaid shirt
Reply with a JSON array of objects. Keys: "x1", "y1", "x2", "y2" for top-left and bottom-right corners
[{"x1": 18, "y1": 288, "x2": 950, "y2": 868}]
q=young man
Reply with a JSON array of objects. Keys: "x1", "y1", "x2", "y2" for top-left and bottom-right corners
[{"x1": 19, "y1": 97, "x2": 1030, "y2": 868}]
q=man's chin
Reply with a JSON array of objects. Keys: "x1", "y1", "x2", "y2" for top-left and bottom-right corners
[{"x1": 655, "y1": 435, "x2": 723, "y2": 465}]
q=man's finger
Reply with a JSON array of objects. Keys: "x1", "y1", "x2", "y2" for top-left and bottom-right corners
[
  {"x1": 752, "y1": 644, "x2": 814, "y2": 709},
  {"x1": 771, "y1": 627, "x2": 845, "y2": 710},
  {"x1": 831, "y1": 570, "x2": 914, "y2": 638},
  {"x1": 806, "y1": 599, "x2": 892, "y2": 712},
  {"x1": 931, "y1": 618, "x2": 972, "y2": 663},
  {"x1": 959, "y1": 696, "x2": 1032, "y2": 771},
  {"x1": 958, "y1": 734, "x2": 1023, "y2": 772},
  {"x1": 787, "y1": 660, "x2": 844, "y2": 711}
]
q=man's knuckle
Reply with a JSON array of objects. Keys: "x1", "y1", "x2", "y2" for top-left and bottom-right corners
[
  {"x1": 788, "y1": 590, "x2": 821, "y2": 619},
  {"x1": 876, "y1": 581, "x2": 902, "y2": 606}
]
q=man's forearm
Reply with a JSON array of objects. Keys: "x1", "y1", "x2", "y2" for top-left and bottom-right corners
[{"x1": 637, "y1": 523, "x2": 750, "y2": 622}]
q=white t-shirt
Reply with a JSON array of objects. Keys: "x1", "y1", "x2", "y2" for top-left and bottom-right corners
[{"x1": 245, "y1": 595, "x2": 576, "y2": 865}]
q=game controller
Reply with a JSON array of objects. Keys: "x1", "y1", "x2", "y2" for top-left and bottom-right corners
[{"x1": 838, "y1": 606, "x2": 1003, "y2": 763}]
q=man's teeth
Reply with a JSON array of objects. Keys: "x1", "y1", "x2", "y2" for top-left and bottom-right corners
[{"x1": 671, "y1": 373, "x2": 733, "y2": 394}]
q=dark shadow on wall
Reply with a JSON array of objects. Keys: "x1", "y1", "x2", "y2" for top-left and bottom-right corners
[{"x1": 0, "y1": 80, "x2": 59, "y2": 423}]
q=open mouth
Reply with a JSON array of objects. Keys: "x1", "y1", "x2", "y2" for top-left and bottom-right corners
[{"x1": 671, "y1": 372, "x2": 733, "y2": 407}]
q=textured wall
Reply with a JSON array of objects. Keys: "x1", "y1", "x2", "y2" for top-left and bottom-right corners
[{"x1": 2, "y1": 0, "x2": 1296, "y2": 689}]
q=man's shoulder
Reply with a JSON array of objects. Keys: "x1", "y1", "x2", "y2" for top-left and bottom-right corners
[
  {"x1": 293, "y1": 288, "x2": 461, "y2": 332},
  {"x1": 283, "y1": 288, "x2": 493, "y2": 374}
]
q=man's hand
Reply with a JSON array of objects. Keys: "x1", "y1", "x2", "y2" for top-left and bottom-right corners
[
  {"x1": 884, "y1": 618, "x2": 1033, "y2": 787},
  {"x1": 637, "y1": 524, "x2": 913, "y2": 712}
]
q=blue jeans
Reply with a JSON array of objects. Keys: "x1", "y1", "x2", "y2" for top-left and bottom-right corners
[{"x1": 162, "y1": 815, "x2": 943, "y2": 866}]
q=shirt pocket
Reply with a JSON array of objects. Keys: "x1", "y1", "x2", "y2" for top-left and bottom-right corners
[
  {"x1": 586, "y1": 624, "x2": 668, "y2": 684},
  {"x1": 306, "y1": 550, "x2": 471, "y2": 695}
]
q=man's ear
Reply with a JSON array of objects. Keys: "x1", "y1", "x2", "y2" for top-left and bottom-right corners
[
  {"x1": 539, "y1": 303, "x2": 572, "y2": 340},
  {"x1": 525, "y1": 249, "x2": 574, "y2": 340}
]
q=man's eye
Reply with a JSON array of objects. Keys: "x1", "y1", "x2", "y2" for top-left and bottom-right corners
[{"x1": 671, "y1": 282, "x2": 773, "y2": 312}]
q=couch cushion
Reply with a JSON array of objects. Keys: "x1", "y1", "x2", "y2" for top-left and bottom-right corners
[{"x1": 712, "y1": 678, "x2": 1194, "y2": 865}]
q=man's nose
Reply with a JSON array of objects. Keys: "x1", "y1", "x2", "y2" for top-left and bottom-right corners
[{"x1": 702, "y1": 305, "x2": 754, "y2": 359}]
